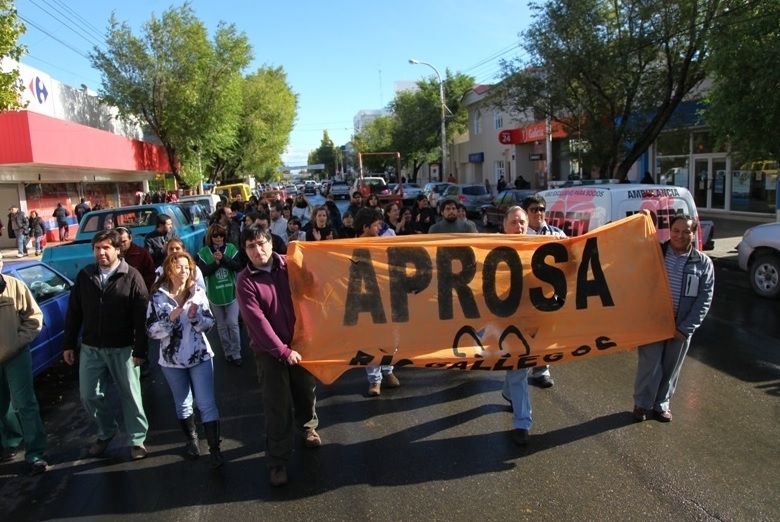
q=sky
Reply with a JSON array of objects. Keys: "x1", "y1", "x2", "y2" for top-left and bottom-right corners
[{"x1": 14, "y1": 0, "x2": 534, "y2": 167}]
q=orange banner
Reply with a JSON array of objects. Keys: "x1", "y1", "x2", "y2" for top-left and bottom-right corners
[{"x1": 286, "y1": 214, "x2": 674, "y2": 384}]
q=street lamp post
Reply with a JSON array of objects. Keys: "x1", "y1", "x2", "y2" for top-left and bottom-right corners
[{"x1": 409, "y1": 58, "x2": 446, "y2": 182}]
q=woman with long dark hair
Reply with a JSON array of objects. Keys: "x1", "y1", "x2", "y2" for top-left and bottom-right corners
[{"x1": 28, "y1": 210, "x2": 46, "y2": 256}]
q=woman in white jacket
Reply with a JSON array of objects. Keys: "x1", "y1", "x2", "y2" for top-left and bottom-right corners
[{"x1": 146, "y1": 251, "x2": 224, "y2": 467}]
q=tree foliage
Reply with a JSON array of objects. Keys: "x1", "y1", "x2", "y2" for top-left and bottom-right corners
[
  {"x1": 0, "y1": 0, "x2": 26, "y2": 111},
  {"x1": 352, "y1": 72, "x2": 474, "y2": 181},
  {"x1": 491, "y1": 0, "x2": 723, "y2": 178},
  {"x1": 211, "y1": 65, "x2": 298, "y2": 182},
  {"x1": 391, "y1": 71, "x2": 474, "y2": 180},
  {"x1": 705, "y1": 0, "x2": 780, "y2": 163},
  {"x1": 308, "y1": 130, "x2": 336, "y2": 177},
  {"x1": 352, "y1": 115, "x2": 396, "y2": 174},
  {"x1": 90, "y1": 3, "x2": 252, "y2": 187}
]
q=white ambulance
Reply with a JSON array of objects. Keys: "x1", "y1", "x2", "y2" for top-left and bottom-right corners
[{"x1": 536, "y1": 183, "x2": 714, "y2": 250}]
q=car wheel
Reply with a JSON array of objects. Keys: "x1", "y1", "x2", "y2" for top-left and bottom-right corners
[
  {"x1": 481, "y1": 212, "x2": 490, "y2": 228},
  {"x1": 749, "y1": 253, "x2": 780, "y2": 299}
]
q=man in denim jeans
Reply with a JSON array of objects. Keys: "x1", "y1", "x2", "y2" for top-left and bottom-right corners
[
  {"x1": 8, "y1": 205, "x2": 29, "y2": 257},
  {"x1": 500, "y1": 206, "x2": 534, "y2": 446},
  {"x1": 0, "y1": 252, "x2": 48, "y2": 475},
  {"x1": 63, "y1": 229, "x2": 150, "y2": 461}
]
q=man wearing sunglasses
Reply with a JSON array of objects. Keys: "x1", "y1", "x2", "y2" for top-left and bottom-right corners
[{"x1": 521, "y1": 195, "x2": 566, "y2": 389}]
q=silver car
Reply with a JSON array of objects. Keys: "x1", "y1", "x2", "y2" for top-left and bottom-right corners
[
  {"x1": 440, "y1": 183, "x2": 492, "y2": 217},
  {"x1": 737, "y1": 222, "x2": 780, "y2": 299}
]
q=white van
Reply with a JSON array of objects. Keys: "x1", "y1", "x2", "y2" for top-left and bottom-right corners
[
  {"x1": 179, "y1": 194, "x2": 224, "y2": 214},
  {"x1": 536, "y1": 184, "x2": 714, "y2": 250}
]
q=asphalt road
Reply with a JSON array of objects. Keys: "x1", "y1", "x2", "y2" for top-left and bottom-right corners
[{"x1": 1, "y1": 200, "x2": 779, "y2": 521}]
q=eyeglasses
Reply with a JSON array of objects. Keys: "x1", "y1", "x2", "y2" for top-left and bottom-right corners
[
  {"x1": 529, "y1": 207, "x2": 546, "y2": 213},
  {"x1": 212, "y1": 233, "x2": 226, "y2": 238}
]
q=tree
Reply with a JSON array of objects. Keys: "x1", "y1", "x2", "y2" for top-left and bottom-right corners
[
  {"x1": 705, "y1": 0, "x2": 780, "y2": 163},
  {"x1": 308, "y1": 131, "x2": 336, "y2": 178},
  {"x1": 210, "y1": 65, "x2": 298, "y2": 183},
  {"x1": 352, "y1": 115, "x2": 396, "y2": 174},
  {"x1": 0, "y1": 0, "x2": 26, "y2": 111},
  {"x1": 391, "y1": 71, "x2": 474, "y2": 181},
  {"x1": 491, "y1": 0, "x2": 724, "y2": 179},
  {"x1": 90, "y1": 3, "x2": 252, "y2": 187}
]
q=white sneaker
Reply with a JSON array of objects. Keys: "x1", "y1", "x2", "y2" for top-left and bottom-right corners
[{"x1": 16, "y1": 253, "x2": 23, "y2": 258}]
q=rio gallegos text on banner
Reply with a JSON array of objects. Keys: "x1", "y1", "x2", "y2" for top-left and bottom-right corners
[{"x1": 286, "y1": 213, "x2": 674, "y2": 385}]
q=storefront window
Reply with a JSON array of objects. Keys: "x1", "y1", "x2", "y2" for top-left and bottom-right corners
[
  {"x1": 656, "y1": 130, "x2": 689, "y2": 156},
  {"x1": 657, "y1": 157, "x2": 689, "y2": 188},
  {"x1": 692, "y1": 131, "x2": 726, "y2": 154},
  {"x1": 731, "y1": 160, "x2": 778, "y2": 214},
  {"x1": 25, "y1": 183, "x2": 78, "y2": 218}
]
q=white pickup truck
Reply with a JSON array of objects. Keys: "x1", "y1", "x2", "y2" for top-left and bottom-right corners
[{"x1": 737, "y1": 222, "x2": 780, "y2": 299}]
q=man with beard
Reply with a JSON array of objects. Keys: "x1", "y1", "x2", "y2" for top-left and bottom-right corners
[{"x1": 428, "y1": 199, "x2": 478, "y2": 233}]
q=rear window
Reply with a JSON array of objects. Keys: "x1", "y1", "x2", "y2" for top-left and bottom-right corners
[
  {"x1": 462, "y1": 186, "x2": 488, "y2": 196},
  {"x1": 363, "y1": 178, "x2": 388, "y2": 193},
  {"x1": 81, "y1": 209, "x2": 160, "y2": 233}
]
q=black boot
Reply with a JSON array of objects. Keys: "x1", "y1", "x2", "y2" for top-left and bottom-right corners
[
  {"x1": 203, "y1": 421, "x2": 224, "y2": 468},
  {"x1": 179, "y1": 415, "x2": 200, "y2": 459}
]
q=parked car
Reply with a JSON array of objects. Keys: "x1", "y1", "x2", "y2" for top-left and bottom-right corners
[
  {"x1": 737, "y1": 222, "x2": 780, "y2": 299},
  {"x1": 1, "y1": 260, "x2": 73, "y2": 376},
  {"x1": 389, "y1": 182, "x2": 423, "y2": 206},
  {"x1": 439, "y1": 183, "x2": 493, "y2": 217},
  {"x1": 42, "y1": 203, "x2": 207, "y2": 281},
  {"x1": 329, "y1": 181, "x2": 352, "y2": 200},
  {"x1": 422, "y1": 182, "x2": 454, "y2": 207},
  {"x1": 480, "y1": 189, "x2": 538, "y2": 229},
  {"x1": 285, "y1": 184, "x2": 298, "y2": 196},
  {"x1": 178, "y1": 194, "x2": 224, "y2": 215},
  {"x1": 304, "y1": 180, "x2": 318, "y2": 195},
  {"x1": 214, "y1": 183, "x2": 252, "y2": 202},
  {"x1": 260, "y1": 190, "x2": 288, "y2": 205},
  {"x1": 351, "y1": 176, "x2": 390, "y2": 197}
]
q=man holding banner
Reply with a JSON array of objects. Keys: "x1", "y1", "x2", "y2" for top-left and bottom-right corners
[
  {"x1": 355, "y1": 208, "x2": 402, "y2": 397},
  {"x1": 236, "y1": 225, "x2": 321, "y2": 487},
  {"x1": 499, "y1": 206, "x2": 534, "y2": 446},
  {"x1": 522, "y1": 194, "x2": 567, "y2": 389},
  {"x1": 633, "y1": 214, "x2": 714, "y2": 423}
]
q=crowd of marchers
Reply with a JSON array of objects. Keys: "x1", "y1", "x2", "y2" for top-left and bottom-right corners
[{"x1": 0, "y1": 189, "x2": 713, "y2": 488}]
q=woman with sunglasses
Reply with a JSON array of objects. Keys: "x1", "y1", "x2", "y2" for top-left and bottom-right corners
[{"x1": 197, "y1": 225, "x2": 243, "y2": 367}]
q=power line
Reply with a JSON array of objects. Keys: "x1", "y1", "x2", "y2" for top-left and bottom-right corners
[
  {"x1": 29, "y1": 0, "x2": 105, "y2": 49},
  {"x1": 18, "y1": 13, "x2": 90, "y2": 59},
  {"x1": 49, "y1": 0, "x2": 106, "y2": 43}
]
